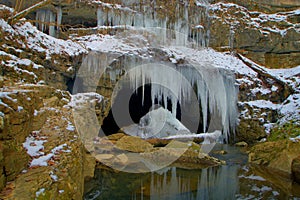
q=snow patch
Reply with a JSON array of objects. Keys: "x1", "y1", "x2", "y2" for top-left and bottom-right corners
[
  {"x1": 35, "y1": 188, "x2": 45, "y2": 198},
  {"x1": 23, "y1": 133, "x2": 47, "y2": 157},
  {"x1": 241, "y1": 100, "x2": 280, "y2": 110},
  {"x1": 68, "y1": 92, "x2": 103, "y2": 108}
]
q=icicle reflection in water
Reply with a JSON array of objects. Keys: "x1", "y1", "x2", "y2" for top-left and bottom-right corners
[
  {"x1": 84, "y1": 165, "x2": 239, "y2": 200},
  {"x1": 147, "y1": 166, "x2": 239, "y2": 200}
]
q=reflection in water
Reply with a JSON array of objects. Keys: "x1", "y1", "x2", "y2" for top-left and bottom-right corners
[
  {"x1": 84, "y1": 165, "x2": 239, "y2": 200},
  {"x1": 84, "y1": 145, "x2": 300, "y2": 200},
  {"x1": 145, "y1": 166, "x2": 239, "y2": 200}
]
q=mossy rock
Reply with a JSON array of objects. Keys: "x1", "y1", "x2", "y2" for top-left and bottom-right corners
[{"x1": 268, "y1": 122, "x2": 300, "y2": 141}]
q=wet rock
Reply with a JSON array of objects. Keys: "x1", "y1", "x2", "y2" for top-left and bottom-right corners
[
  {"x1": 236, "y1": 119, "x2": 266, "y2": 144},
  {"x1": 146, "y1": 138, "x2": 171, "y2": 147},
  {"x1": 249, "y1": 140, "x2": 300, "y2": 174},
  {"x1": 235, "y1": 141, "x2": 249, "y2": 147},
  {"x1": 115, "y1": 136, "x2": 153, "y2": 153},
  {"x1": 107, "y1": 133, "x2": 126, "y2": 141},
  {"x1": 213, "y1": 150, "x2": 228, "y2": 155},
  {"x1": 83, "y1": 153, "x2": 96, "y2": 179},
  {"x1": 95, "y1": 154, "x2": 114, "y2": 162},
  {"x1": 141, "y1": 141, "x2": 225, "y2": 169},
  {"x1": 114, "y1": 154, "x2": 129, "y2": 165},
  {"x1": 292, "y1": 156, "x2": 300, "y2": 184}
]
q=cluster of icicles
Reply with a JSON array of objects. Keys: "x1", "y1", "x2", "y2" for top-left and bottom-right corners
[
  {"x1": 96, "y1": 0, "x2": 211, "y2": 47},
  {"x1": 126, "y1": 62, "x2": 237, "y2": 142},
  {"x1": 79, "y1": 52, "x2": 238, "y2": 142}
]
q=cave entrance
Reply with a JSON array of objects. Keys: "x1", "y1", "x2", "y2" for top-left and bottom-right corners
[
  {"x1": 101, "y1": 83, "x2": 203, "y2": 136},
  {"x1": 67, "y1": 76, "x2": 83, "y2": 94}
]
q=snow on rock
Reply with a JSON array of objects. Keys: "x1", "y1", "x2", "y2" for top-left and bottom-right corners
[
  {"x1": 164, "y1": 130, "x2": 223, "y2": 144},
  {"x1": 0, "y1": 50, "x2": 39, "y2": 81},
  {"x1": 30, "y1": 153, "x2": 53, "y2": 167},
  {"x1": 23, "y1": 132, "x2": 47, "y2": 157},
  {"x1": 267, "y1": 66, "x2": 300, "y2": 91},
  {"x1": 162, "y1": 47, "x2": 257, "y2": 76},
  {"x1": 16, "y1": 21, "x2": 87, "y2": 57},
  {"x1": 68, "y1": 92, "x2": 104, "y2": 108},
  {"x1": 74, "y1": 33, "x2": 150, "y2": 56},
  {"x1": 123, "y1": 107, "x2": 191, "y2": 139},
  {"x1": 279, "y1": 93, "x2": 300, "y2": 124},
  {"x1": 0, "y1": 19, "x2": 87, "y2": 58},
  {"x1": 35, "y1": 188, "x2": 45, "y2": 198},
  {"x1": 239, "y1": 174, "x2": 266, "y2": 181},
  {"x1": 210, "y1": 3, "x2": 298, "y2": 37},
  {"x1": 30, "y1": 143, "x2": 69, "y2": 167},
  {"x1": 66, "y1": 121, "x2": 75, "y2": 131}
]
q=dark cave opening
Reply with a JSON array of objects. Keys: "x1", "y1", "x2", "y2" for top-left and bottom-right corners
[
  {"x1": 101, "y1": 83, "x2": 204, "y2": 136},
  {"x1": 67, "y1": 76, "x2": 83, "y2": 94}
]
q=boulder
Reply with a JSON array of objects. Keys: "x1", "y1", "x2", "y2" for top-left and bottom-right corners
[
  {"x1": 115, "y1": 136, "x2": 153, "y2": 153},
  {"x1": 107, "y1": 133, "x2": 126, "y2": 141},
  {"x1": 249, "y1": 140, "x2": 300, "y2": 174},
  {"x1": 146, "y1": 138, "x2": 171, "y2": 147},
  {"x1": 140, "y1": 141, "x2": 225, "y2": 169},
  {"x1": 236, "y1": 119, "x2": 267, "y2": 144},
  {"x1": 235, "y1": 141, "x2": 248, "y2": 147},
  {"x1": 95, "y1": 154, "x2": 114, "y2": 162}
]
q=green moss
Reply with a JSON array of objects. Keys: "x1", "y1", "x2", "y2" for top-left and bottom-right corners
[{"x1": 268, "y1": 121, "x2": 300, "y2": 141}]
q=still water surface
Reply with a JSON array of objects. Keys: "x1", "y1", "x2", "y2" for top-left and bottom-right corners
[{"x1": 84, "y1": 145, "x2": 300, "y2": 200}]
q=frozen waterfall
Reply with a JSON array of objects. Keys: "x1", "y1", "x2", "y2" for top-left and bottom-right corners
[
  {"x1": 125, "y1": 62, "x2": 237, "y2": 142},
  {"x1": 78, "y1": 50, "x2": 238, "y2": 142},
  {"x1": 96, "y1": 0, "x2": 211, "y2": 47}
]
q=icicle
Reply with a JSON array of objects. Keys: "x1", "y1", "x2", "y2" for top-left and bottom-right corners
[
  {"x1": 229, "y1": 25, "x2": 235, "y2": 51},
  {"x1": 56, "y1": 5, "x2": 62, "y2": 34},
  {"x1": 36, "y1": 10, "x2": 45, "y2": 32},
  {"x1": 97, "y1": 7, "x2": 104, "y2": 27},
  {"x1": 35, "y1": 9, "x2": 56, "y2": 36},
  {"x1": 49, "y1": 11, "x2": 55, "y2": 36}
]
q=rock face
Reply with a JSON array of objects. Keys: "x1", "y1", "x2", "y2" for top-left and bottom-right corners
[
  {"x1": 2, "y1": 0, "x2": 299, "y2": 69},
  {"x1": 0, "y1": 87, "x2": 42, "y2": 190},
  {"x1": 292, "y1": 156, "x2": 300, "y2": 184},
  {"x1": 0, "y1": 8, "x2": 90, "y2": 198},
  {"x1": 209, "y1": 3, "x2": 300, "y2": 69},
  {"x1": 214, "y1": 0, "x2": 300, "y2": 13},
  {"x1": 0, "y1": 84, "x2": 91, "y2": 199}
]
